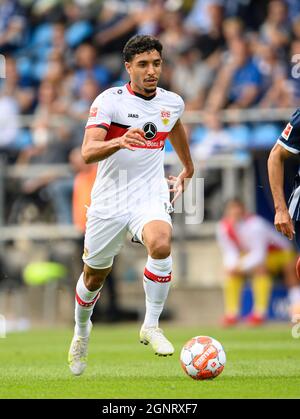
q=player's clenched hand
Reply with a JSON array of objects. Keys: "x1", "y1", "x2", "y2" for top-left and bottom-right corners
[
  {"x1": 274, "y1": 209, "x2": 295, "y2": 241},
  {"x1": 118, "y1": 128, "x2": 146, "y2": 151},
  {"x1": 167, "y1": 169, "x2": 193, "y2": 204}
]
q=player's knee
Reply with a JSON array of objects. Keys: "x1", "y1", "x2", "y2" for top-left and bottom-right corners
[
  {"x1": 149, "y1": 239, "x2": 171, "y2": 259},
  {"x1": 252, "y1": 264, "x2": 267, "y2": 276},
  {"x1": 226, "y1": 270, "x2": 241, "y2": 278},
  {"x1": 83, "y1": 266, "x2": 111, "y2": 290}
]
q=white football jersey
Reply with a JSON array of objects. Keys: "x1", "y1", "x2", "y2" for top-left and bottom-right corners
[
  {"x1": 85, "y1": 83, "x2": 185, "y2": 218},
  {"x1": 216, "y1": 214, "x2": 291, "y2": 272}
]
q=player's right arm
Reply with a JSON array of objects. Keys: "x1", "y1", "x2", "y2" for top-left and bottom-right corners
[
  {"x1": 216, "y1": 223, "x2": 240, "y2": 273},
  {"x1": 268, "y1": 120, "x2": 300, "y2": 240},
  {"x1": 82, "y1": 126, "x2": 146, "y2": 163},
  {"x1": 82, "y1": 91, "x2": 146, "y2": 163}
]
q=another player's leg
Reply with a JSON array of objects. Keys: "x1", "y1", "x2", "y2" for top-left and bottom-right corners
[
  {"x1": 140, "y1": 221, "x2": 174, "y2": 356},
  {"x1": 248, "y1": 265, "x2": 272, "y2": 325},
  {"x1": 284, "y1": 259, "x2": 300, "y2": 320},
  {"x1": 68, "y1": 264, "x2": 111, "y2": 375},
  {"x1": 291, "y1": 221, "x2": 300, "y2": 319},
  {"x1": 222, "y1": 272, "x2": 244, "y2": 327}
]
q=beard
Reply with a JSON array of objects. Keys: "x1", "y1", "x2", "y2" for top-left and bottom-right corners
[{"x1": 143, "y1": 86, "x2": 156, "y2": 94}]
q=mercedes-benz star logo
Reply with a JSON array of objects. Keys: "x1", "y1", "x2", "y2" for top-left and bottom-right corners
[{"x1": 143, "y1": 122, "x2": 157, "y2": 140}]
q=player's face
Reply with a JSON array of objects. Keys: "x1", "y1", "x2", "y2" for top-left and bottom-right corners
[
  {"x1": 225, "y1": 203, "x2": 245, "y2": 223},
  {"x1": 125, "y1": 49, "x2": 162, "y2": 95}
]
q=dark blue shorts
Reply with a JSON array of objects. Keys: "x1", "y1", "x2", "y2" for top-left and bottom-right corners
[{"x1": 294, "y1": 221, "x2": 300, "y2": 250}]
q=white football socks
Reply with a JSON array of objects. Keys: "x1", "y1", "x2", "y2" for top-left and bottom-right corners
[
  {"x1": 74, "y1": 273, "x2": 102, "y2": 338},
  {"x1": 142, "y1": 255, "x2": 172, "y2": 329}
]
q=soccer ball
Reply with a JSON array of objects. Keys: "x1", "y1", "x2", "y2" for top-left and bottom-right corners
[{"x1": 180, "y1": 336, "x2": 226, "y2": 380}]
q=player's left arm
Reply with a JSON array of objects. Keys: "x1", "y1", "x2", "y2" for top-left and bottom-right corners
[
  {"x1": 167, "y1": 118, "x2": 194, "y2": 204},
  {"x1": 268, "y1": 143, "x2": 295, "y2": 240}
]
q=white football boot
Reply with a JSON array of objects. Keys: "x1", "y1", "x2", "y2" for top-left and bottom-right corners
[
  {"x1": 140, "y1": 326, "x2": 174, "y2": 356},
  {"x1": 68, "y1": 321, "x2": 92, "y2": 376}
]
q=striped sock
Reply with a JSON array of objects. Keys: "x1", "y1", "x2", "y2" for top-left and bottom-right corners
[
  {"x1": 74, "y1": 273, "x2": 102, "y2": 337},
  {"x1": 252, "y1": 274, "x2": 272, "y2": 317},
  {"x1": 224, "y1": 275, "x2": 244, "y2": 318},
  {"x1": 142, "y1": 255, "x2": 172, "y2": 329}
]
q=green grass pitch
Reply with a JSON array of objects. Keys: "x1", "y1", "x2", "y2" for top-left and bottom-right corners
[{"x1": 0, "y1": 324, "x2": 300, "y2": 399}]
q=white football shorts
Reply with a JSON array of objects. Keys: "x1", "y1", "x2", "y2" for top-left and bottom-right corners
[{"x1": 83, "y1": 201, "x2": 173, "y2": 269}]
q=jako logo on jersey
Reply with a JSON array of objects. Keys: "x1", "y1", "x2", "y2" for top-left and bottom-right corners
[
  {"x1": 128, "y1": 113, "x2": 139, "y2": 118},
  {"x1": 143, "y1": 122, "x2": 157, "y2": 140},
  {"x1": 89, "y1": 107, "x2": 98, "y2": 117},
  {"x1": 282, "y1": 123, "x2": 293, "y2": 140},
  {"x1": 161, "y1": 109, "x2": 171, "y2": 126}
]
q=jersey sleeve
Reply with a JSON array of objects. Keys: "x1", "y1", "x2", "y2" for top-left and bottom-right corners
[
  {"x1": 216, "y1": 223, "x2": 240, "y2": 270},
  {"x1": 85, "y1": 92, "x2": 114, "y2": 130},
  {"x1": 277, "y1": 109, "x2": 300, "y2": 154},
  {"x1": 177, "y1": 95, "x2": 185, "y2": 119}
]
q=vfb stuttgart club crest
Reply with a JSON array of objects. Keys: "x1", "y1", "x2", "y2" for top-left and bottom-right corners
[
  {"x1": 143, "y1": 122, "x2": 157, "y2": 140},
  {"x1": 161, "y1": 109, "x2": 170, "y2": 126}
]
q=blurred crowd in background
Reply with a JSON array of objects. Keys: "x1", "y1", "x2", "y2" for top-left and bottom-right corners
[
  {"x1": 1, "y1": 0, "x2": 300, "y2": 326},
  {"x1": 0, "y1": 0, "x2": 299, "y2": 225},
  {"x1": 1, "y1": 0, "x2": 300, "y2": 157}
]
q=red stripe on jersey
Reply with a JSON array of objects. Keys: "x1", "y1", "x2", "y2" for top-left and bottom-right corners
[
  {"x1": 221, "y1": 219, "x2": 243, "y2": 251},
  {"x1": 86, "y1": 122, "x2": 110, "y2": 130},
  {"x1": 105, "y1": 123, "x2": 169, "y2": 148},
  {"x1": 144, "y1": 267, "x2": 172, "y2": 283},
  {"x1": 268, "y1": 244, "x2": 283, "y2": 252},
  {"x1": 99, "y1": 122, "x2": 110, "y2": 129},
  {"x1": 105, "y1": 124, "x2": 128, "y2": 141},
  {"x1": 75, "y1": 291, "x2": 100, "y2": 308},
  {"x1": 134, "y1": 131, "x2": 168, "y2": 149},
  {"x1": 126, "y1": 82, "x2": 135, "y2": 96}
]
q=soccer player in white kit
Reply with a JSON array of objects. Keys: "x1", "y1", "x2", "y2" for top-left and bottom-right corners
[
  {"x1": 217, "y1": 199, "x2": 299, "y2": 326},
  {"x1": 68, "y1": 35, "x2": 194, "y2": 375}
]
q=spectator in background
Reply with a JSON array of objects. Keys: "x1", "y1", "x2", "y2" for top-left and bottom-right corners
[
  {"x1": 68, "y1": 78, "x2": 100, "y2": 147},
  {"x1": 51, "y1": 22, "x2": 68, "y2": 60},
  {"x1": 192, "y1": 112, "x2": 233, "y2": 159},
  {"x1": 292, "y1": 16, "x2": 300, "y2": 41},
  {"x1": 62, "y1": 1, "x2": 93, "y2": 49},
  {"x1": 217, "y1": 198, "x2": 300, "y2": 326},
  {"x1": 286, "y1": 39, "x2": 300, "y2": 107},
  {"x1": 18, "y1": 80, "x2": 72, "y2": 166},
  {"x1": 159, "y1": 10, "x2": 192, "y2": 59},
  {"x1": 0, "y1": 94, "x2": 19, "y2": 153},
  {"x1": 194, "y1": 0, "x2": 225, "y2": 59},
  {"x1": 256, "y1": 43, "x2": 290, "y2": 108},
  {"x1": 72, "y1": 148, "x2": 97, "y2": 231},
  {"x1": 207, "y1": 38, "x2": 262, "y2": 110},
  {"x1": 184, "y1": 0, "x2": 224, "y2": 35},
  {"x1": 43, "y1": 55, "x2": 75, "y2": 106},
  {"x1": 95, "y1": 1, "x2": 136, "y2": 55},
  {"x1": 285, "y1": 0, "x2": 300, "y2": 23},
  {"x1": 0, "y1": 56, "x2": 35, "y2": 114},
  {"x1": 69, "y1": 78, "x2": 100, "y2": 125},
  {"x1": 259, "y1": 0, "x2": 290, "y2": 55},
  {"x1": 222, "y1": 17, "x2": 245, "y2": 44},
  {"x1": 0, "y1": 57, "x2": 35, "y2": 158},
  {"x1": 134, "y1": 0, "x2": 164, "y2": 36},
  {"x1": 171, "y1": 46, "x2": 215, "y2": 110},
  {"x1": 0, "y1": 0, "x2": 25, "y2": 53},
  {"x1": 72, "y1": 43, "x2": 111, "y2": 95},
  {"x1": 48, "y1": 147, "x2": 95, "y2": 225}
]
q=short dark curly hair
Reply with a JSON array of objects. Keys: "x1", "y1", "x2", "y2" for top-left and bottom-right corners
[{"x1": 123, "y1": 35, "x2": 163, "y2": 62}]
